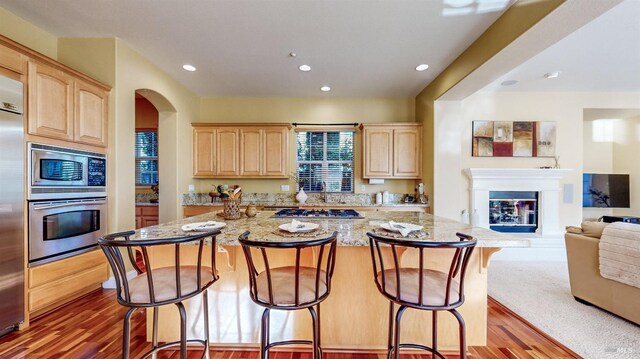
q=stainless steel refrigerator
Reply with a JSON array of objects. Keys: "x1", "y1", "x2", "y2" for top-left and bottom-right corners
[{"x1": 0, "y1": 73, "x2": 24, "y2": 336}]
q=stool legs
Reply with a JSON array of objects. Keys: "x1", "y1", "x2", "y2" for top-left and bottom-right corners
[
  {"x1": 450, "y1": 309, "x2": 467, "y2": 359},
  {"x1": 176, "y1": 302, "x2": 188, "y2": 359},
  {"x1": 387, "y1": 302, "x2": 394, "y2": 359},
  {"x1": 309, "y1": 306, "x2": 319, "y2": 359},
  {"x1": 393, "y1": 305, "x2": 408, "y2": 359},
  {"x1": 151, "y1": 307, "x2": 159, "y2": 359},
  {"x1": 122, "y1": 307, "x2": 137, "y2": 359},
  {"x1": 316, "y1": 304, "x2": 322, "y2": 359},
  {"x1": 258, "y1": 306, "x2": 322, "y2": 359},
  {"x1": 260, "y1": 308, "x2": 271, "y2": 359},
  {"x1": 203, "y1": 290, "x2": 211, "y2": 359},
  {"x1": 432, "y1": 311, "x2": 438, "y2": 359}
]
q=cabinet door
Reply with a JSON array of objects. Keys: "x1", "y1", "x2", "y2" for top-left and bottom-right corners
[
  {"x1": 216, "y1": 128, "x2": 239, "y2": 176},
  {"x1": 74, "y1": 79, "x2": 108, "y2": 147},
  {"x1": 240, "y1": 128, "x2": 263, "y2": 176},
  {"x1": 0, "y1": 44, "x2": 27, "y2": 74},
  {"x1": 393, "y1": 127, "x2": 422, "y2": 178},
  {"x1": 363, "y1": 127, "x2": 393, "y2": 178},
  {"x1": 193, "y1": 127, "x2": 216, "y2": 177},
  {"x1": 28, "y1": 61, "x2": 74, "y2": 141},
  {"x1": 263, "y1": 126, "x2": 289, "y2": 177}
]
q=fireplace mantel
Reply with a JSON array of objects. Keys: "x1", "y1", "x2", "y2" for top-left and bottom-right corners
[{"x1": 465, "y1": 168, "x2": 572, "y2": 238}]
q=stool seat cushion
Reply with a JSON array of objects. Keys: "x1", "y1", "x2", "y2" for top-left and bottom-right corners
[
  {"x1": 256, "y1": 266, "x2": 327, "y2": 305},
  {"x1": 377, "y1": 268, "x2": 460, "y2": 306},
  {"x1": 124, "y1": 266, "x2": 214, "y2": 303}
]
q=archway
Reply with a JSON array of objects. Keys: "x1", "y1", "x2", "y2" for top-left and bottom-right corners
[{"x1": 134, "y1": 89, "x2": 178, "y2": 224}]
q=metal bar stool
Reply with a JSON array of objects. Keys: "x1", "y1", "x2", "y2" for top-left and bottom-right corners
[
  {"x1": 99, "y1": 229, "x2": 221, "y2": 359},
  {"x1": 238, "y1": 231, "x2": 338, "y2": 359},
  {"x1": 366, "y1": 231, "x2": 477, "y2": 359}
]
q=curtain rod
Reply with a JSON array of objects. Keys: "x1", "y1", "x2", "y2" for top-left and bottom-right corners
[{"x1": 292, "y1": 122, "x2": 359, "y2": 127}]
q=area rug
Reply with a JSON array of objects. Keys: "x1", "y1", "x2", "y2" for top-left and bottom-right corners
[{"x1": 488, "y1": 261, "x2": 640, "y2": 359}]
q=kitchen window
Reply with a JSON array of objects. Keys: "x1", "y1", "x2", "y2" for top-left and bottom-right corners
[
  {"x1": 296, "y1": 131, "x2": 354, "y2": 193},
  {"x1": 135, "y1": 131, "x2": 158, "y2": 185}
]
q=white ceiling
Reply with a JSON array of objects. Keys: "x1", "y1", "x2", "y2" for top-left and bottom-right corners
[
  {"x1": 0, "y1": 0, "x2": 513, "y2": 97},
  {"x1": 482, "y1": 0, "x2": 640, "y2": 93}
]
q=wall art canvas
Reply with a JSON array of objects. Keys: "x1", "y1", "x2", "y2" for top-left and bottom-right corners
[
  {"x1": 472, "y1": 121, "x2": 493, "y2": 156},
  {"x1": 472, "y1": 120, "x2": 555, "y2": 158},
  {"x1": 536, "y1": 121, "x2": 556, "y2": 157}
]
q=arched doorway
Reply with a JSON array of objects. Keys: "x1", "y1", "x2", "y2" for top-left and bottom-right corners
[{"x1": 134, "y1": 89, "x2": 177, "y2": 225}]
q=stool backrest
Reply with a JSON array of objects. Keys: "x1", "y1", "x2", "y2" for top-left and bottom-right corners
[
  {"x1": 238, "y1": 231, "x2": 338, "y2": 307},
  {"x1": 366, "y1": 232, "x2": 477, "y2": 308},
  {"x1": 98, "y1": 230, "x2": 220, "y2": 306}
]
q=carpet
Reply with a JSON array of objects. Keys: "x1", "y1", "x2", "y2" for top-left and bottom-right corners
[{"x1": 488, "y1": 261, "x2": 640, "y2": 359}]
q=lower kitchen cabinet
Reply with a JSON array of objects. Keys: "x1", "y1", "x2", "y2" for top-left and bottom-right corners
[
  {"x1": 28, "y1": 249, "x2": 108, "y2": 317},
  {"x1": 136, "y1": 205, "x2": 159, "y2": 228}
]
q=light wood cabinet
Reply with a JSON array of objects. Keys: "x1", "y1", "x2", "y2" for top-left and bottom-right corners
[
  {"x1": 216, "y1": 128, "x2": 240, "y2": 176},
  {"x1": 136, "y1": 205, "x2": 159, "y2": 228},
  {"x1": 192, "y1": 124, "x2": 290, "y2": 178},
  {"x1": 28, "y1": 61, "x2": 74, "y2": 141},
  {"x1": 28, "y1": 60, "x2": 110, "y2": 147},
  {"x1": 74, "y1": 79, "x2": 108, "y2": 147},
  {"x1": 193, "y1": 127, "x2": 216, "y2": 177},
  {"x1": 240, "y1": 127, "x2": 262, "y2": 176},
  {"x1": 0, "y1": 44, "x2": 28, "y2": 74},
  {"x1": 28, "y1": 249, "x2": 108, "y2": 317},
  {"x1": 361, "y1": 123, "x2": 422, "y2": 179},
  {"x1": 263, "y1": 126, "x2": 289, "y2": 177}
]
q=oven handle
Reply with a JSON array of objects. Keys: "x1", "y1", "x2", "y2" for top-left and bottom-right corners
[{"x1": 32, "y1": 200, "x2": 107, "y2": 210}]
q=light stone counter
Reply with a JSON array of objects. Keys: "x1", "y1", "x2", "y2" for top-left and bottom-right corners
[{"x1": 133, "y1": 211, "x2": 529, "y2": 248}]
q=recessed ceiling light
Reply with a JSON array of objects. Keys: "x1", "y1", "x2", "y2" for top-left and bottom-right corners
[
  {"x1": 289, "y1": 52, "x2": 297, "y2": 57},
  {"x1": 415, "y1": 64, "x2": 429, "y2": 71},
  {"x1": 299, "y1": 65, "x2": 311, "y2": 72},
  {"x1": 544, "y1": 71, "x2": 561, "y2": 79},
  {"x1": 182, "y1": 64, "x2": 196, "y2": 72},
  {"x1": 320, "y1": 86, "x2": 331, "y2": 92},
  {"x1": 501, "y1": 80, "x2": 518, "y2": 86}
]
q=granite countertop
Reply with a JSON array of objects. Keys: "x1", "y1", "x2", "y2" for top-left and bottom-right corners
[
  {"x1": 132, "y1": 211, "x2": 529, "y2": 248},
  {"x1": 186, "y1": 201, "x2": 429, "y2": 208},
  {"x1": 136, "y1": 202, "x2": 159, "y2": 206}
]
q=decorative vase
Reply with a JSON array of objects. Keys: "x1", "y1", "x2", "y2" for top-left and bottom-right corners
[
  {"x1": 296, "y1": 188, "x2": 308, "y2": 204},
  {"x1": 245, "y1": 203, "x2": 257, "y2": 218},
  {"x1": 223, "y1": 198, "x2": 241, "y2": 220}
]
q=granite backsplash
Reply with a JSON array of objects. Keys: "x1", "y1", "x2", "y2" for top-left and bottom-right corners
[{"x1": 181, "y1": 192, "x2": 413, "y2": 206}]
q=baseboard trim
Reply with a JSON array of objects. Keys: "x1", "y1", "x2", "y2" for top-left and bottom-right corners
[{"x1": 488, "y1": 296, "x2": 582, "y2": 358}]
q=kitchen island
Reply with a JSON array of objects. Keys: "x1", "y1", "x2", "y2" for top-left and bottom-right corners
[{"x1": 132, "y1": 211, "x2": 528, "y2": 353}]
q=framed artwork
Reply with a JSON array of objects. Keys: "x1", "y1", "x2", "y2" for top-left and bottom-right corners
[{"x1": 472, "y1": 121, "x2": 556, "y2": 158}]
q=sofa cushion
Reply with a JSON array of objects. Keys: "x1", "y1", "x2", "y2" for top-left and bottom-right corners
[
  {"x1": 566, "y1": 226, "x2": 583, "y2": 234},
  {"x1": 581, "y1": 221, "x2": 608, "y2": 238}
]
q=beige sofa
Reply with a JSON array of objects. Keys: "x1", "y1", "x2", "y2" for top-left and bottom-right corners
[{"x1": 565, "y1": 221, "x2": 640, "y2": 324}]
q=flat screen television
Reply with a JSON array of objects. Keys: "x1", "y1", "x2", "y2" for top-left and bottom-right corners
[{"x1": 583, "y1": 173, "x2": 630, "y2": 208}]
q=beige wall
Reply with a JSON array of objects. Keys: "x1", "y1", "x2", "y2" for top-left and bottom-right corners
[
  {"x1": 195, "y1": 97, "x2": 417, "y2": 195},
  {"x1": 0, "y1": 7, "x2": 57, "y2": 59},
  {"x1": 613, "y1": 115, "x2": 640, "y2": 218},
  {"x1": 113, "y1": 39, "x2": 200, "y2": 229},
  {"x1": 433, "y1": 91, "x2": 640, "y2": 230}
]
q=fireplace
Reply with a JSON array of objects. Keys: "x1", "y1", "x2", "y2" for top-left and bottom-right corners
[
  {"x1": 465, "y1": 168, "x2": 571, "y2": 238},
  {"x1": 489, "y1": 191, "x2": 538, "y2": 233}
]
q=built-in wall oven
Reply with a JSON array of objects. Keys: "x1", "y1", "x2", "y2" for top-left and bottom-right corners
[{"x1": 27, "y1": 143, "x2": 108, "y2": 266}]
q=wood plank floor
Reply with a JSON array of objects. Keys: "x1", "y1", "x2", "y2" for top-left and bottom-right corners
[{"x1": 0, "y1": 289, "x2": 580, "y2": 358}]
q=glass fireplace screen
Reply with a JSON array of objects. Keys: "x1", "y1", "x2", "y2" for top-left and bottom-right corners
[{"x1": 489, "y1": 191, "x2": 538, "y2": 233}]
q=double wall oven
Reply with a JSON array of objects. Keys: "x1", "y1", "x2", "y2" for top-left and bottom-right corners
[{"x1": 28, "y1": 143, "x2": 107, "y2": 266}]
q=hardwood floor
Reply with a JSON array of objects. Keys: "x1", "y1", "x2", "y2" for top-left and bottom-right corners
[{"x1": 0, "y1": 289, "x2": 579, "y2": 359}]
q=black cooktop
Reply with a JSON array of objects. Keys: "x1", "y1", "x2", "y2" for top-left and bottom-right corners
[{"x1": 272, "y1": 208, "x2": 363, "y2": 219}]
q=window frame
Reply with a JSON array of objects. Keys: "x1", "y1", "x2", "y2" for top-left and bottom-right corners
[
  {"x1": 295, "y1": 130, "x2": 354, "y2": 193},
  {"x1": 135, "y1": 129, "x2": 159, "y2": 186}
]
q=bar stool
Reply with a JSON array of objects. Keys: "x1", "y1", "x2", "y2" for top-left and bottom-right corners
[
  {"x1": 366, "y1": 231, "x2": 477, "y2": 359},
  {"x1": 99, "y1": 229, "x2": 221, "y2": 359},
  {"x1": 238, "y1": 231, "x2": 338, "y2": 359}
]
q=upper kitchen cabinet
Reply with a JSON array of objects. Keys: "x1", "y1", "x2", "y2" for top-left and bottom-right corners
[
  {"x1": 193, "y1": 126, "x2": 216, "y2": 177},
  {"x1": 27, "y1": 60, "x2": 110, "y2": 148},
  {"x1": 74, "y1": 79, "x2": 108, "y2": 147},
  {"x1": 216, "y1": 128, "x2": 240, "y2": 176},
  {"x1": 192, "y1": 124, "x2": 290, "y2": 178},
  {"x1": 28, "y1": 61, "x2": 75, "y2": 141},
  {"x1": 0, "y1": 43, "x2": 28, "y2": 74},
  {"x1": 361, "y1": 123, "x2": 422, "y2": 179}
]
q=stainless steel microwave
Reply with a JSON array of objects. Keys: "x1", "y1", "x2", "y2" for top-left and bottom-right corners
[{"x1": 28, "y1": 143, "x2": 107, "y2": 200}]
